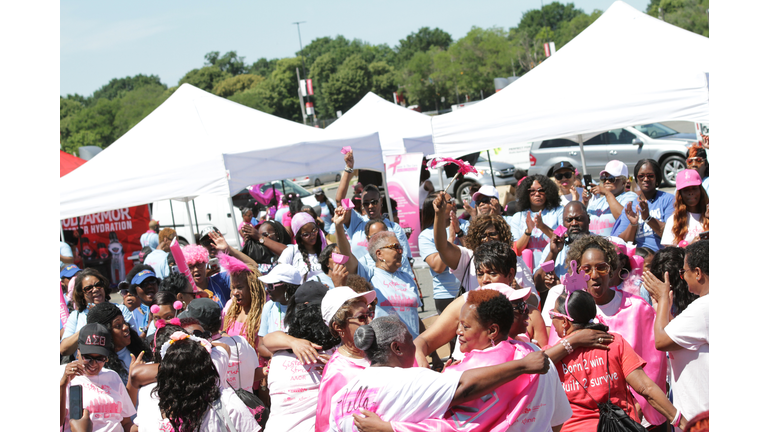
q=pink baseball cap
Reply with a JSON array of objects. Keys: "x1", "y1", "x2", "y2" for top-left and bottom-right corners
[
  {"x1": 599, "y1": 160, "x2": 628, "y2": 178},
  {"x1": 675, "y1": 169, "x2": 702, "y2": 191}
]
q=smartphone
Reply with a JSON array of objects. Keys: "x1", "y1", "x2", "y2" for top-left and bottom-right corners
[
  {"x1": 69, "y1": 384, "x2": 83, "y2": 421},
  {"x1": 583, "y1": 174, "x2": 593, "y2": 186},
  {"x1": 699, "y1": 231, "x2": 709, "y2": 240},
  {"x1": 208, "y1": 257, "x2": 220, "y2": 272}
]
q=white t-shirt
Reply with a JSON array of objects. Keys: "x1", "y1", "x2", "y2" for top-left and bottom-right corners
[
  {"x1": 134, "y1": 382, "x2": 161, "y2": 432},
  {"x1": 278, "y1": 244, "x2": 322, "y2": 282},
  {"x1": 144, "y1": 249, "x2": 170, "y2": 280},
  {"x1": 62, "y1": 366, "x2": 137, "y2": 432},
  {"x1": 265, "y1": 348, "x2": 334, "y2": 432},
  {"x1": 156, "y1": 388, "x2": 261, "y2": 432},
  {"x1": 506, "y1": 343, "x2": 573, "y2": 432},
  {"x1": 665, "y1": 295, "x2": 709, "y2": 420},
  {"x1": 595, "y1": 288, "x2": 623, "y2": 318},
  {"x1": 559, "y1": 188, "x2": 584, "y2": 207},
  {"x1": 218, "y1": 335, "x2": 258, "y2": 392},
  {"x1": 661, "y1": 212, "x2": 705, "y2": 246},
  {"x1": 211, "y1": 345, "x2": 230, "y2": 390},
  {"x1": 329, "y1": 367, "x2": 462, "y2": 432}
]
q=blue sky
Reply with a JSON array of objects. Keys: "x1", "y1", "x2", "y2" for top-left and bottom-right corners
[{"x1": 61, "y1": 0, "x2": 650, "y2": 97}]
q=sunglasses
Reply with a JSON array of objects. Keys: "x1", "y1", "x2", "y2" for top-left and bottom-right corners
[
  {"x1": 347, "y1": 310, "x2": 375, "y2": 323},
  {"x1": 81, "y1": 354, "x2": 108, "y2": 364},
  {"x1": 380, "y1": 243, "x2": 403, "y2": 252},
  {"x1": 511, "y1": 301, "x2": 529, "y2": 315},
  {"x1": 140, "y1": 279, "x2": 157, "y2": 288},
  {"x1": 192, "y1": 329, "x2": 212, "y2": 339},
  {"x1": 83, "y1": 281, "x2": 106, "y2": 293},
  {"x1": 578, "y1": 262, "x2": 611, "y2": 276},
  {"x1": 636, "y1": 174, "x2": 655, "y2": 181},
  {"x1": 554, "y1": 172, "x2": 573, "y2": 180},
  {"x1": 265, "y1": 283, "x2": 285, "y2": 292},
  {"x1": 600, "y1": 175, "x2": 616, "y2": 184},
  {"x1": 678, "y1": 267, "x2": 692, "y2": 280},
  {"x1": 479, "y1": 231, "x2": 499, "y2": 240},
  {"x1": 528, "y1": 188, "x2": 546, "y2": 195},
  {"x1": 300, "y1": 226, "x2": 319, "y2": 239},
  {"x1": 476, "y1": 196, "x2": 493, "y2": 204},
  {"x1": 363, "y1": 199, "x2": 379, "y2": 207},
  {"x1": 686, "y1": 157, "x2": 704, "y2": 165},
  {"x1": 548, "y1": 310, "x2": 574, "y2": 321}
]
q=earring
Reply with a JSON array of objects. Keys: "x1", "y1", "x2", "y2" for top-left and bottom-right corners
[
  {"x1": 490, "y1": 338, "x2": 496, "y2": 347},
  {"x1": 339, "y1": 331, "x2": 345, "y2": 337},
  {"x1": 619, "y1": 269, "x2": 630, "y2": 281}
]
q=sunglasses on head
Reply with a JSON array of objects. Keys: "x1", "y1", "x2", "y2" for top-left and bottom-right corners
[
  {"x1": 578, "y1": 262, "x2": 611, "y2": 276},
  {"x1": 554, "y1": 172, "x2": 573, "y2": 180},
  {"x1": 83, "y1": 281, "x2": 106, "y2": 293},
  {"x1": 600, "y1": 175, "x2": 616, "y2": 183},
  {"x1": 265, "y1": 283, "x2": 285, "y2": 292}
]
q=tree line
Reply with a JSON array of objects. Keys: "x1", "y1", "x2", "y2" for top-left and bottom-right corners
[{"x1": 60, "y1": 1, "x2": 708, "y2": 154}]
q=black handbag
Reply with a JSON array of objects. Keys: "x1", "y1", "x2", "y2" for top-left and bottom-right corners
[
  {"x1": 563, "y1": 351, "x2": 648, "y2": 432},
  {"x1": 225, "y1": 337, "x2": 270, "y2": 427}
]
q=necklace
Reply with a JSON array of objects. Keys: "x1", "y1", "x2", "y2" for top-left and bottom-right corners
[{"x1": 339, "y1": 344, "x2": 364, "y2": 359}]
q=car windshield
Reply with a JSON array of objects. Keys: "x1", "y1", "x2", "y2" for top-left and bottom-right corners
[
  {"x1": 633, "y1": 123, "x2": 678, "y2": 138},
  {"x1": 259, "y1": 180, "x2": 312, "y2": 198}
]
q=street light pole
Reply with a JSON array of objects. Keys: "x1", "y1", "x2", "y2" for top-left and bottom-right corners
[{"x1": 292, "y1": 21, "x2": 308, "y2": 80}]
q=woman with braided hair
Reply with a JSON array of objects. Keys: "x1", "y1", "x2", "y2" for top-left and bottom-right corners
[
  {"x1": 278, "y1": 211, "x2": 327, "y2": 283},
  {"x1": 221, "y1": 254, "x2": 266, "y2": 350}
]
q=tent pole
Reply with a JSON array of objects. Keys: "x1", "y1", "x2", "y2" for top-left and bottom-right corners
[
  {"x1": 577, "y1": 134, "x2": 588, "y2": 180},
  {"x1": 60, "y1": 221, "x2": 65, "y2": 243},
  {"x1": 486, "y1": 150, "x2": 497, "y2": 187},
  {"x1": 184, "y1": 201, "x2": 197, "y2": 245},
  {"x1": 438, "y1": 166, "x2": 445, "y2": 191},
  {"x1": 228, "y1": 196, "x2": 240, "y2": 250},
  {"x1": 382, "y1": 169, "x2": 395, "y2": 220},
  {"x1": 169, "y1": 200, "x2": 176, "y2": 230},
  {"x1": 192, "y1": 199, "x2": 200, "y2": 234}
]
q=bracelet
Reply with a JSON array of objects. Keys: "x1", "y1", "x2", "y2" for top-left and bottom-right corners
[
  {"x1": 561, "y1": 338, "x2": 574, "y2": 354},
  {"x1": 524, "y1": 231, "x2": 532, "y2": 236},
  {"x1": 644, "y1": 215, "x2": 653, "y2": 224},
  {"x1": 344, "y1": 167, "x2": 354, "y2": 173},
  {"x1": 630, "y1": 223, "x2": 639, "y2": 227},
  {"x1": 672, "y1": 409, "x2": 682, "y2": 428}
]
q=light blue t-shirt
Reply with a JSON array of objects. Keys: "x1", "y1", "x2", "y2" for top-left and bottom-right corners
[
  {"x1": 318, "y1": 199, "x2": 337, "y2": 232},
  {"x1": 144, "y1": 250, "x2": 170, "y2": 280},
  {"x1": 313, "y1": 272, "x2": 336, "y2": 289},
  {"x1": 140, "y1": 232, "x2": 159, "y2": 250},
  {"x1": 60, "y1": 242, "x2": 73, "y2": 270},
  {"x1": 131, "y1": 303, "x2": 150, "y2": 333},
  {"x1": 508, "y1": 206, "x2": 564, "y2": 269},
  {"x1": 338, "y1": 210, "x2": 414, "y2": 277},
  {"x1": 610, "y1": 190, "x2": 675, "y2": 252},
  {"x1": 534, "y1": 243, "x2": 571, "y2": 281},
  {"x1": 258, "y1": 300, "x2": 288, "y2": 337},
  {"x1": 61, "y1": 303, "x2": 136, "y2": 340},
  {"x1": 587, "y1": 191, "x2": 638, "y2": 237},
  {"x1": 418, "y1": 226, "x2": 461, "y2": 300},
  {"x1": 357, "y1": 264, "x2": 422, "y2": 338}
]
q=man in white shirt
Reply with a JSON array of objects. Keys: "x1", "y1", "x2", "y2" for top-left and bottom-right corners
[{"x1": 644, "y1": 240, "x2": 709, "y2": 427}]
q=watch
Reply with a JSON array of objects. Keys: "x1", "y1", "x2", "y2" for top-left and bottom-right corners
[
  {"x1": 259, "y1": 237, "x2": 265, "y2": 244},
  {"x1": 643, "y1": 215, "x2": 653, "y2": 224},
  {"x1": 456, "y1": 230, "x2": 464, "y2": 238},
  {"x1": 344, "y1": 167, "x2": 354, "y2": 173}
]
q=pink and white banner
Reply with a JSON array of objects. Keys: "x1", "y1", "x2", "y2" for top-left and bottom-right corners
[{"x1": 385, "y1": 153, "x2": 423, "y2": 257}]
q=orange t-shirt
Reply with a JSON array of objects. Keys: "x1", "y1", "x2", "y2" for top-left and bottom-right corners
[{"x1": 555, "y1": 332, "x2": 645, "y2": 432}]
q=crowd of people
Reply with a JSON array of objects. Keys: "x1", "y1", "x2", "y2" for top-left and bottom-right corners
[{"x1": 59, "y1": 146, "x2": 709, "y2": 432}]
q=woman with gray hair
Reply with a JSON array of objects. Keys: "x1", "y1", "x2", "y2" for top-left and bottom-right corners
[
  {"x1": 327, "y1": 315, "x2": 551, "y2": 432},
  {"x1": 331, "y1": 207, "x2": 423, "y2": 339}
]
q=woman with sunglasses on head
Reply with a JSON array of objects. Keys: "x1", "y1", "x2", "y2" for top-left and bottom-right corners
[
  {"x1": 278, "y1": 210, "x2": 328, "y2": 283},
  {"x1": 60, "y1": 268, "x2": 137, "y2": 357},
  {"x1": 548, "y1": 234, "x2": 669, "y2": 430},
  {"x1": 509, "y1": 174, "x2": 563, "y2": 269},
  {"x1": 584, "y1": 160, "x2": 638, "y2": 236},
  {"x1": 550, "y1": 290, "x2": 685, "y2": 432},
  {"x1": 612, "y1": 159, "x2": 675, "y2": 252},
  {"x1": 661, "y1": 169, "x2": 709, "y2": 247},
  {"x1": 332, "y1": 207, "x2": 423, "y2": 340},
  {"x1": 686, "y1": 145, "x2": 709, "y2": 196},
  {"x1": 60, "y1": 323, "x2": 136, "y2": 432}
]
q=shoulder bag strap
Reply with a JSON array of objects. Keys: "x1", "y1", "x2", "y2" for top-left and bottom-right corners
[{"x1": 561, "y1": 353, "x2": 603, "y2": 406}]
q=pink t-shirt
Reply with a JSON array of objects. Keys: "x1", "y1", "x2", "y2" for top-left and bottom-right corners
[{"x1": 315, "y1": 351, "x2": 370, "y2": 432}]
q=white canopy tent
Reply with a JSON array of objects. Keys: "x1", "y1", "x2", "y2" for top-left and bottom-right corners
[
  {"x1": 327, "y1": 92, "x2": 435, "y2": 156},
  {"x1": 431, "y1": 1, "x2": 709, "y2": 163}
]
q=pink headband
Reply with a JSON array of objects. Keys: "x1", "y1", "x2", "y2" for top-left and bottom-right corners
[
  {"x1": 216, "y1": 252, "x2": 250, "y2": 274},
  {"x1": 291, "y1": 212, "x2": 328, "y2": 250}
]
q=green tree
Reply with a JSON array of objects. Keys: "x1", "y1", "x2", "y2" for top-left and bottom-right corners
[
  {"x1": 400, "y1": 49, "x2": 451, "y2": 112},
  {"x1": 90, "y1": 74, "x2": 166, "y2": 104},
  {"x1": 204, "y1": 51, "x2": 248, "y2": 76},
  {"x1": 323, "y1": 55, "x2": 372, "y2": 114},
  {"x1": 554, "y1": 10, "x2": 602, "y2": 49},
  {"x1": 251, "y1": 57, "x2": 305, "y2": 122},
  {"x1": 178, "y1": 66, "x2": 232, "y2": 92},
  {"x1": 308, "y1": 53, "x2": 339, "y2": 118},
  {"x1": 656, "y1": 0, "x2": 709, "y2": 36},
  {"x1": 517, "y1": 2, "x2": 585, "y2": 37},
  {"x1": 212, "y1": 74, "x2": 265, "y2": 98},
  {"x1": 228, "y1": 86, "x2": 273, "y2": 113},
  {"x1": 112, "y1": 84, "x2": 169, "y2": 140},
  {"x1": 369, "y1": 61, "x2": 398, "y2": 101},
  {"x1": 249, "y1": 58, "x2": 279, "y2": 77},
  {"x1": 61, "y1": 98, "x2": 119, "y2": 152},
  {"x1": 394, "y1": 27, "x2": 453, "y2": 68}
]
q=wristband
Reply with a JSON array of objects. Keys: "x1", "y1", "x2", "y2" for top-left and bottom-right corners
[
  {"x1": 672, "y1": 410, "x2": 682, "y2": 428},
  {"x1": 344, "y1": 167, "x2": 354, "y2": 173},
  {"x1": 524, "y1": 231, "x2": 532, "y2": 236},
  {"x1": 456, "y1": 230, "x2": 464, "y2": 238},
  {"x1": 561, "y1": 338, "x2": 573, "y2": 354},
  {"x1": 644, "y1": 215, "x2": 653, "y2": 224}
]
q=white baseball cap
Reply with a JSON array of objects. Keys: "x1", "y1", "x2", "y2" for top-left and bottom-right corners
[
  {"x1": 321, "y1": 287, "x2": 378, "y2": 327},
  {"x1": 477, "y1": 283, "x2": 531, "y2": 302},
  {"x1": 257, "y1": 263, "x2": 302, "y2": 285},
  {"x1": 472, "y1": 185, "x2": 499, "y2": 202},
  {"x1": 599, "y1": 160, "x2": 629, "y2": 178}
]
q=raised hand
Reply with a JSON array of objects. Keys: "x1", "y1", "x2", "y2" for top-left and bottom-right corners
[
  {"x1": 344, "y1": 149, "x2": 354, "y2": 169},
  {"x1": 625, "y1": 202, "x2": 640, "y2": 226},
  {"x1": 525, "y1": 211, "x2": 535, "y2": 232},
  {"x1": 209, "y1": 231, "x2": 229, "y2": 252},
  {"x1": 332, "y1": 206, "x2": 346, "y2": 225},
  {"x1": 581, "y1": 188, "x2": 591, "y2": 207},
  {"x1": 643, "y1": 270, "x2": 671, "y2": 304},
  {"x1": 550, "y1": 233, "x2": 565, "y2": 256},
  {"x1": 433, "y1": 191, "x2": 449, "y2": 214},
  {"x1": 330, "y1": 261, "x2": 349, "y2": 287},
  {"x1": 637, "y1": 197, "x2": 650, "y2": 220}
]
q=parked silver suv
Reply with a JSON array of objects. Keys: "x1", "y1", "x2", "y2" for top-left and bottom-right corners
[{"x1": 527, "y1": 123, "x2": 697, "y2": 187}]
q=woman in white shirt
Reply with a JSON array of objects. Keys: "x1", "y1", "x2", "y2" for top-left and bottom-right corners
[
  {"x1": 279, "y1": 212, "x2": 328, "y2": 282},
  {"x1": 661, "y1": 169, "x2": 709, "y2": 247}
]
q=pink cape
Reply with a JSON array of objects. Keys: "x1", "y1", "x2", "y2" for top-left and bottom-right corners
[
  {"x1": 390, "y1": 341, "x2": 539, "y2": 432},
  {"x1": 546, "y1": 290, "x2": 667, "y2": 425}
]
